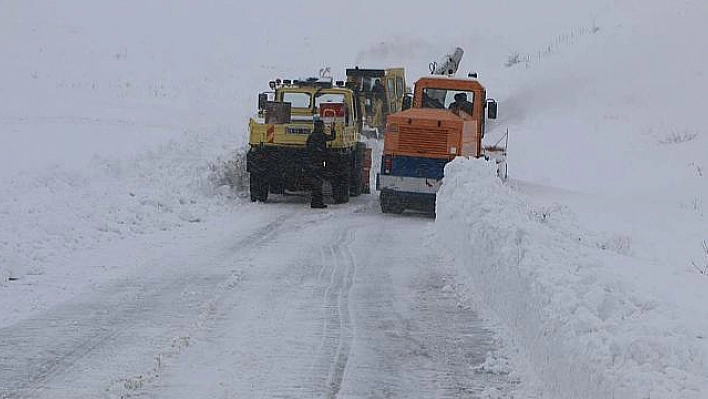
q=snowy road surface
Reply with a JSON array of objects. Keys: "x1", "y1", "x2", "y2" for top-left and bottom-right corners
[{"x1": 0, "y1": 197, "x2": 515, "y2": 399}]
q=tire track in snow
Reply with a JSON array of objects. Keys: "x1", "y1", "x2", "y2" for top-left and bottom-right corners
[
  {"x1": 0, "y1": 211, "x2": 298, "y2": 399},
  {"x1": 308, "y1": 228, "x2": 357, "y2": 398},
  {"x1": 0, "y1": 275, "x2": 221, "y2": 399},
  {"x1": 331, "y1": 216, "x2": 519, "y2": 398}
]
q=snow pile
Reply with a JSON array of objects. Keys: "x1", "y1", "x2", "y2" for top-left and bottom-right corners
[
  {"x1": 434, "y1": 1, "x2": 708, "y2": 397},
  {"x1": 0, "y1": 0, "x2": 258, "y2": 284},
  {"x1": 436, "y1": 157, "x2": 708, "y2": 398},
  {"x1": 0, "y1": 130, "x2": 246, "y2": 282}
]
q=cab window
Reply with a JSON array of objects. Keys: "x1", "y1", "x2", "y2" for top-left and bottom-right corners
[
  {"x1": 282, "y1": 92, "x2": 311, "y2": 108},
  {"x1": 395, "y1": 76, "x2": 404, "y2": 96},
  {"x1": 314, "y1": 93, "x2": 346, "y2": 107},
  {"x1": 421, "y1": 88, "x2": 475, "y2": 110},
  {"x1": 421, "y1": 88, "x2": 447, "y2": 109},
  {"x1": 386, "y1": 79, "x2": 395, "y2": 94},
  {"x1": 315, "y1": 92, "x2": 350, "y2": 124},
  {"x1": 443, "y1": 90, "x2": 474, "y2": 109}
]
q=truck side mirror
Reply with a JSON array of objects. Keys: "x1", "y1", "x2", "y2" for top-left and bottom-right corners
[
  {"x1": 487, "y1": 100, "x2": 498, "y2": 119},
  {"x1": 258, "y1": 93, "x2": 268, "y2": 110},
  {"x1": 402, "y1": 95, "x2": 413, "y2": 111}
]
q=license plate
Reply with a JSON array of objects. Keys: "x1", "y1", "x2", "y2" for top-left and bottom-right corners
[{"x1": 286, "y1": 127, "x2": 311, "y2": 135}]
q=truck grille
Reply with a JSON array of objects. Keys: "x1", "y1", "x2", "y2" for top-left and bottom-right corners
[{"x1": 398, "y1": 125, "x2": 449, "y2": 155}]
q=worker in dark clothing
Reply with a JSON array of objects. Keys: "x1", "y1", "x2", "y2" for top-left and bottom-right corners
[
  {"x1": 449, "y1": 92, "x2": 473, "y2": 115},
  {"x1": 306, "y1": 118, "x2": 336, "y2": 208},
  {"x1": 371, "y1": 79, "x2": 386, "y2": 132},
  {"x1": 371, "y1": 79, "x2": 386, "y2": 101}
]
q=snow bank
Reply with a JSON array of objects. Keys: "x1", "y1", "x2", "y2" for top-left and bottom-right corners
[
  {"x1": 435, "y1": 157, "x2": 708, "y2": 399},
  {"x1": 0, "y1": 130, "x2": 247, "y2": 283},
  {"x1": 0, "y1": 0, "x2": 257, "y2": 285}
]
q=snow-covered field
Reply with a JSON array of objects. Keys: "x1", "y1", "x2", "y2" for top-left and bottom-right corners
[{"x1": 2, "y1": 0, "x2": 707, "y2": 398}]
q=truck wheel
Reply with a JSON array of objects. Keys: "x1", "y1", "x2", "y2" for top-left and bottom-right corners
[
  {"x1": 332, "y1": 155, "x2": 351, "y2": 204},
  {"x1": 349, "y1": 144, "x2": 365, "y2": 197},
  {"x1": 249, "y1": 173, "x2": 269, "y2": 202},
  {"x1": 362, "y1": 148, "x2": 372, "y2": 194},
  {"x1": 333, "y1": 174, "x2": 350, "y2": 204},
  {"x1": 380, "y1": 191, "x2": 404, "y2": 214}
]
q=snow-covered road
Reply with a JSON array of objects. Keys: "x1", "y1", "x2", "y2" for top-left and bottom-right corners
[
  {"x1": 6, "y1": 1, "x2": 706, "y2": 396},
  {"x1": 0, "y1": 196, "x2": 516, "y2": 399}
]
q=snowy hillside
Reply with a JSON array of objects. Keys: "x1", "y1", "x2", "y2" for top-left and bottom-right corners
[
  {"x1": 436, "y1": 0, "x2": 708, "y2": 398},
  {"x1": 2, "y1": 0, "x2": 707, "y2": 398}
]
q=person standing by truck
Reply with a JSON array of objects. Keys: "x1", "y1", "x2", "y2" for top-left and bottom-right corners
[
  {"x1": 306, "y1": 118, "x2": 337, "y2": 208},
  {"x1": 371, "y1": 79, "x2": 386, "y2": 133}
]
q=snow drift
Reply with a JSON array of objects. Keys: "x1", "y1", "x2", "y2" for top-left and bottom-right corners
[{"x1": 436, "y1": 158, "x2": 708, "y2": 399}]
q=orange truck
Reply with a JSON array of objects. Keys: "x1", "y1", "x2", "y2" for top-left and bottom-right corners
[{"x1": 377, "y1": 75, "x2": 504, "y2": 213}]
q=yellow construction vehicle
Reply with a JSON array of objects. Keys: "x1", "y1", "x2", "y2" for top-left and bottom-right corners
[
  {"x1": 247, "y1": 76, "x2": 371, "y2": 203},
  {"x1": 345, "y1": 67, "x2": 407, "y2": 138}
]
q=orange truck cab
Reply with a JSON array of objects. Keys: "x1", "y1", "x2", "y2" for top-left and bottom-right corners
[{"x1": 377, "y1": 76, "x2": 499, "y2": 214}]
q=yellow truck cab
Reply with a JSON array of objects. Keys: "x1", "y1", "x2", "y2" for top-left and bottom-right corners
[{"x1": 345, "y1": 67, "x2": 407, "y2": 137}]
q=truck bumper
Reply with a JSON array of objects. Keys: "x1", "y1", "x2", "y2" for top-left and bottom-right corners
[{"x1": 376, "y1": 174, "x2": 442, "y2": 195}]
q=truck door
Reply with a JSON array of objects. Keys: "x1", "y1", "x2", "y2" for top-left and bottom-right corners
[
  {"x1": 384, "y1": 68, "x2": 406, "y2": 114},
  {"x1": 385, "y1": 77, "x2": 396, "y2": 114}
]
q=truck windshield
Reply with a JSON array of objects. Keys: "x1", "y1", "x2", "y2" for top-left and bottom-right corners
[
  {"x1": 422, "y1": 88, "x2": 475, "y2": 112},
  {"x1": 314, "y1": 93, "x2": 345, "y2": 108},
  {"x1": 282, "y1": 92, "x2": 311, "y2": 108}
]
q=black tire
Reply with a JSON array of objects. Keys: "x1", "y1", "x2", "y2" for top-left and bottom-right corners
[
  {"x1": 331, "y1": 154, "x2": 351, "y2": 204},
  {"x1": 380, "y1": 190, "x2": 404, "y2": 214},
  {"x1": 249, "y1": 173, "x2": 269, "y2": 202},
  {"x1": 332, "y1": 174, "x2": 350, "y2": 204},
  {"x1": 249, "y1": 174, "x2": 258, "y2": 202},
  {"x1": 350, "y1": 144, "x2": 365, "y2": 197}
]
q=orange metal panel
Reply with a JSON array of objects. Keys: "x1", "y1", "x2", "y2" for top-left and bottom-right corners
[
  {"x1": 461, "y1": 120, "x2": 481, "y2": 157},
  {"x1": 385, "y1": 108, "x2": 467, "y2": 158}
]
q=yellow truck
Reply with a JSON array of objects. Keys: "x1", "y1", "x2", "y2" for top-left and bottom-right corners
[
  {"x1": 247, "y1": 77, "x2": 371, "y2": 203},
  {"x1": 345, "y1": 67, "x2": 407, "y2": 138}
]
